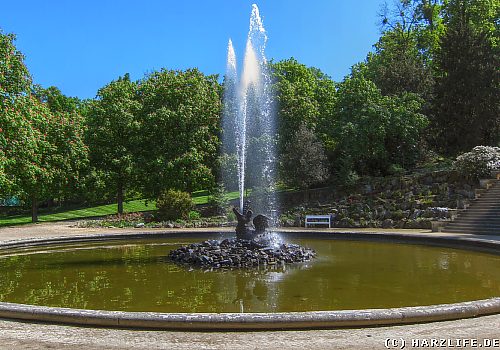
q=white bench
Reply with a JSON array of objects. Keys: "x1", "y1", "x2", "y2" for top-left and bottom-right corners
[{"x1": 305, "y1": 215, "x2": 331, "y2": 228}]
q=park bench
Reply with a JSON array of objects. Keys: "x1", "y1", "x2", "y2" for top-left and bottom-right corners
[{"x1": 305, "y1": 214, "x2": 331, "y2": 228}]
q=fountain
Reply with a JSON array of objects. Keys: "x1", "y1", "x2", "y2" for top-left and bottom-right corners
[
  {"x1": 168, "y1": 4, "x2": 316, "y2": 269},
  {"x1": 222, "y1": 4, "x2": 277, "y2": 215}
]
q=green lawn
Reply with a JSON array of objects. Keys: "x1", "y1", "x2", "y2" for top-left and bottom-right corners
[{"x1": 0, "y1": 190, "x2": 241, "y2": 227}]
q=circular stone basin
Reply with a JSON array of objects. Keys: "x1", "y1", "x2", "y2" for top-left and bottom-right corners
[{"x1": 0, "y1": 232, "x2": 499, "y2": 329}]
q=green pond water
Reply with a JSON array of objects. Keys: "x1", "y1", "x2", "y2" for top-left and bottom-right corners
[{"x1": 0, "y1": 235, "x2": 499, "y2": 313}]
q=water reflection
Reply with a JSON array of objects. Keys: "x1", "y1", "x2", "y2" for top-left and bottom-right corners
[{"x1": 0, "y1": 237, "x2": 498, "y2": 313}]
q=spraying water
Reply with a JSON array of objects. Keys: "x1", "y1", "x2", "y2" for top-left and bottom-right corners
[{"x1": 221, "y1": 4, "x2": 277, "y2": 217}]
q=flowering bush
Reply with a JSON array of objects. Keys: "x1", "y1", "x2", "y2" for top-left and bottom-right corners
[{"x1": 453, "y1": 146, "x2": 500, "y2": 181}]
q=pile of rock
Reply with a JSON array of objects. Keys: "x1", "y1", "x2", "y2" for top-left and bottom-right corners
[{"x1": 168, "y1": 238, "x2": 316, "y2": 269}]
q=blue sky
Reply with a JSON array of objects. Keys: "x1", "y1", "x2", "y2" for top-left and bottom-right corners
[{"x1": 2, "y1": 0, "x2": 383, "y2": 99}]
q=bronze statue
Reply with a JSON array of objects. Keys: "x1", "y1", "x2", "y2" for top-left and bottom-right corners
[{"x1": 233, "y1": 200, "x2": 270, "y2": 240}]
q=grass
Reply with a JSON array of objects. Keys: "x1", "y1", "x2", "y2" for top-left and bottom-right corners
[
  {"x1": 191, "y1": 190, "x2": 240, "y2": 205},
  {"x1": 0, "y1": 199, "x2": 153, "y2": 227},
  {"x1": 0, "y1": 190, "x2": 242, "y2": 227}
]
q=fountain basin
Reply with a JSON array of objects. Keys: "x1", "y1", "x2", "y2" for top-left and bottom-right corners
[{"x1": 0, "y1": 231, "x2": 498, "y2": 329}]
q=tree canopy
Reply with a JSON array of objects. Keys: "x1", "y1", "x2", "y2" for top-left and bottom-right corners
[{"x1": 137, "y1": 68, "x2": 221, "y2": 198}]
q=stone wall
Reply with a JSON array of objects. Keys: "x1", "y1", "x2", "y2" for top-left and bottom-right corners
[{"x1": 279, "y1": 170, "x2": 480, "y2": 229}]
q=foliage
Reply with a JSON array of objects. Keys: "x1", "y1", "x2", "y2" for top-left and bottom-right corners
[
  {"x1": 137, "y1": 68, "x2": 221, "y2": 198},
  {"x1": 0, "y1": 30, "x2": 31, "y2": 97},
  {"x1": 1, "y1": 96, "x2": 52, "y2": 202},
  {"x1": 33, "y1": 86, "x2": 89, "y2": 204},
  {"x1": 207, "y1": 183, "x2": 229, "y2": 215},
  {"x1": 365, "y1": 30, "x2": 435, "y2": 98},
  {"x1": 270, "y1": 58, "x2": 336, "y2": 155},
  {"x1": 1, "y1": 31, "x2": 89, "y2": 221},
  {"x1": 431, "y1": 0, "x2": 499, "y2": 154},
  {"x1": 1, "y1": 94, "x2": 87, "y2": 221},
  {"x1": 281, "y1": 123, "x2": 330, "y2": 189},
  {"x1": 327, "y1": 72, "x2": 429, "y2": 177},
  {"x1": 453, "y1": 146, "x2": 500, "y2": 181},
  {"x1": 156, "y1": 189, "x2": 194, "y2": 221},
  {"x1": 368, "y1": 0, "x2": 443, "y2": 97},
  {"x1": 188, "y1": 210, "x2": 201, "y2": 220},
  {"x1": 217, "y1": 153, "x2": 238, "y2": 192},
  {"x1": 86, "y1": 73, "x2": 140, "y2": 213},
  {"x1": 33, "y1": 85, "x2": 83, "y2": 114}
]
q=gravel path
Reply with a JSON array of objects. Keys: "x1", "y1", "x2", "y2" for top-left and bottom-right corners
[{"x1": 0, "y1": 222, "x2": 498, "y2": 350}]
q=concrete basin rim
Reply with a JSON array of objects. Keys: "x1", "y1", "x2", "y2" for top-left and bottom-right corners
[{"x1": 0, "y1": 231, "x2": 498, "y2": 330}]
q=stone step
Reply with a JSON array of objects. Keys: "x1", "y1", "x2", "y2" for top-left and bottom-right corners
[
  {"x1": 457, "y1": 211, "x2": 500, "y2": 216},
  {"x1": 458, "y1": 214, "x2": 500, "y2": 219},
  {"x1": 447, "y1": 220, "x2": 500, "y2": 225},
  {"x1": 471, "y1": 195, "x2": 500, "y2": 199},
  {"x1": 458, "y1": 210, "x2": 500, "y2": 215},
  {"x1": 456, "y1": 219, "x2": 500, "y2": 226},
  {"x1": 466, "y1": 203, "x2": 500, "y2": 208},
  {"x1": 459, "y1": 207, "x2": 499, "y2": 212},
  {"x1": 441, "y1": 228, "x2": 500, "y2": 235},
  {"x1": 476, "y1": 192, "x2": 500, "y2": 197},
  {"x1": 457, "y1": 209, "x2": 500, "y2": 218},
  {"x1": 446, "y1": 222, "x2": 500, "y2": 230},
  {"x1": 472, "y1": 191, "x2": 500, "y2": 196},
  {"x1": 441, "y1": 178, "x2": 499, "y2": 235},
  {"x1": 445, "y1": 227, "x2": 500, "y2": 232}
]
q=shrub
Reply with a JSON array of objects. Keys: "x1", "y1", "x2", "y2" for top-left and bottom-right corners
[
  {"x1": 453, "y1": 146, "x2": 500, "y2": 181},
  {"x1": 226, "y1": 210, "x2": 237, "y2": 222},
  {"x1": 156, "y1": 189, "x2": 194, "y2": 220},
  {"x1": 387, "y1": 164, "x2": 405, "y2": 176},
  {"x1": 188, "y1": 210, "x2": 201, "y2": 220},
  {"x1": 208, "y1": 183, "x2": 228, "y2": 215}
]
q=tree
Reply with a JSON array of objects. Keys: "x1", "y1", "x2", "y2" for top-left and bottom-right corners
[
  {"x1": 270, "y1": 58, "x2": 336, "y2": 182},
  {"x1": 281, "y1": 123, "x2": 329, "y2": 190},
  {"x1": 1, "y1": 95, "x2": 56, "y2": 222},
  {"x1": 432, "y1": 0, "x2": 499, "y2": 154},
  {"x1": 366, "y1": 0, "x2": 443, "y2": 98},
  {"x1": 270, "y1": 58, "x2": 336, "y2": 144},
  {"x1": 33, "y1": 86, "x2": 89, "y2": 205},
  {"x1": 1, "y1": 30, "x2": 87, "y2": 222},
  {"x1": 33, "y1": 85, "x2": 82, "y2": 114},
  {"x1": 328, "y1": 72, "x2": 428, "y2": 177},
  {"x1": 86, "y1": 74, "x2": 140, "y2": 214},
  {"x1": 137, "y1": 68, "x2": 221, "y2": 198},
  {"x1": 0, "y1": 30, "x2": 31, "y2": 98},
  {"x1": 366, "y1": 30, "x2": 435, "y2": 98},
  {"x1": 1, "y1": 30, "x2": 32, "y2": 193}
]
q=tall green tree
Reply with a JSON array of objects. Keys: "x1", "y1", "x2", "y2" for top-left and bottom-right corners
[
  {"x1": 137, "y1": 68, "x2": 221, "y2": 198},
  {"x1": 86, "y1": 74, "x2": 140, "y2": 214},
  {"x1": 270, "y1": 58, "x2": 336, "y2": 182},
  {"x1": 1, "y1": 96, "x2": 52, "y2": 221},
  {"x1": 1, "y1": 30, "x2": 32, "y2": 192},
  {"x1": 1, "y1": 30, "x2": 87, "y2": 221},
  {"x1": 366, "y1": 0, "x2": 443, "y2": 97},
  {"x1": 327, "y1": 72, "x2": 428, "y2": 177},
  {"x1": 0, "y1": 30, "x2": 31, "y2": 98},
  {"x1": 33, "y1": 86, "x2": 89, "y2": 205},
  {"x1": 270, "y1": 58, "x2": 336, "y2": 147},
  {"x1": 281, "y1": 123, "x2": 330, "y2": 190},
  {"x1": 432, "y1": 0, "x2": 499, "y2": 153},
  {"x1": 33, "y1": 85, "x2": 82, "y2": 114}
]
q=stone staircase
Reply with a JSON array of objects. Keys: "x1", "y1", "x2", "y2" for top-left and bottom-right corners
[{"x1": 442, "y1": 178, "x2": 500, "y2": 235}]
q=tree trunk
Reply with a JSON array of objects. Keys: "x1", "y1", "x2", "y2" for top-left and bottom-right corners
[
  {"x1": 31, "y1": 193, "x2": 38, "y2": 223},
  {"x1": 117, "y1": 181, "x2": 124, "y2": 215}
]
